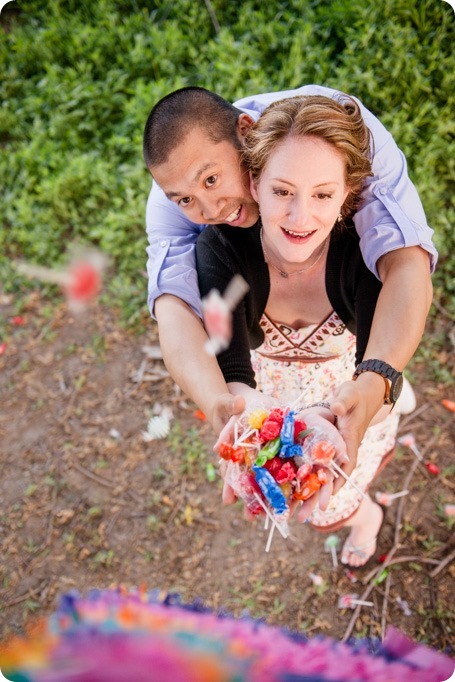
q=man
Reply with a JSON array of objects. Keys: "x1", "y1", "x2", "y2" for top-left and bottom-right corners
[{"x1": 143, "y1": 84, "x2": 435, "y2": 489}]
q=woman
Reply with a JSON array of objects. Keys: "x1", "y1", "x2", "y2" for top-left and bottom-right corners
[{"x1": 196, "y1": 95, "x2": 408, "y2": 568}]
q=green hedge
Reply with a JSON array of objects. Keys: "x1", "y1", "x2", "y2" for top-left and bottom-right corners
[{"x1": 1, "y1": 0, "x2": 453, "y2": 319}]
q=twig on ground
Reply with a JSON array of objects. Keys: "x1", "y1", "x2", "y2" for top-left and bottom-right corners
[
  {"x1": 431, "y1": 297, "x2": 455, "y2": 320},
  {"x1": 166, "y1": 479, "x2": 186, "y2": 525},
  {"x1": 397, "y1": 403, "x2": 431, "y2": 430},
  {"x1": 45, "y1": 480, "x2": 58, "y2": 545},
  {"x1": 363, "y1": 555, "x2": 440, "y2": 584},
  {"x1": 71, "y1": 461, "x2": 115, "y2": 488},
  {"x1": 430, "y1": 547, "x2": 455, "y2": 578},
  {"x1": 380, "y1": 572, "x2": 392, "y2": 640},
  {"x1": 342, "y1": 452, "x2": 422, "y2": 643},
  {"x1": 2, "y1": 579, "x2": 49, "y2": 609}
]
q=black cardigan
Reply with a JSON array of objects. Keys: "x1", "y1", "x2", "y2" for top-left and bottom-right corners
[{"x1": 196, "y1": 222, "x2": 381, "y2": 388}]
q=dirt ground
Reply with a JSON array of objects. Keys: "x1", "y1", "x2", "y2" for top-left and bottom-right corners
[{"x1": 0, "y1": 290, "x2": 454, "y2": 652}]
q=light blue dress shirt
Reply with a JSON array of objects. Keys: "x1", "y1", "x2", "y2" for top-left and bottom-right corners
[{"x1": 145, "y1": 84, "x2": 437, "y2": 318}]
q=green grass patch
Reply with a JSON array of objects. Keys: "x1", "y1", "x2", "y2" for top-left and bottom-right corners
[{"x1": 1, "y1": 0, "x2": 453, "y2": 319}]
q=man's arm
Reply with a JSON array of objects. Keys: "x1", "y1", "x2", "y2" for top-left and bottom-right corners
[
  {"x1": 146, "y1": 181, "x2": 204, "y2": 319},
  {"x1": 331, "y1": 245, "x2": 433, "y2": 491},
  {"x1": 155, "y1": 294, "x2": 245, "y2": 433}
]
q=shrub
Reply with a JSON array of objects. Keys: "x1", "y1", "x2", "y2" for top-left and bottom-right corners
[{"x1": 1, "y1": 0, "x2": 453, "y2": 315}]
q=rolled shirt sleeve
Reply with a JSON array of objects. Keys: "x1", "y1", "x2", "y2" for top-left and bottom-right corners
[
  {"x1": 351, "y1": 105, "x2": 438, "y2": 278},
  {"x1": 145, "y1": 181, "x2": 204, "y2": 318}
]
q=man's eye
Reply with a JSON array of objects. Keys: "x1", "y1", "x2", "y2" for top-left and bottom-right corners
[
  {"x1": 179, "y1": 197, "x2": 192, "y2": 206},
  {"x1": 205, "y1": 175, "x2": 217, "y2": 187}
]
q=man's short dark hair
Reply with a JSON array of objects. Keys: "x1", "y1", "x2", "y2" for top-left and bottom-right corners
[{"x1": 143, "y1": 86, "x2": 241, "y2": 169}]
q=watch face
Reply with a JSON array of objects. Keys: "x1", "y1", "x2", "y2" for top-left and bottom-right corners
[{"x1": 392, "y1": 373, "x2": 404, "y2": 403}]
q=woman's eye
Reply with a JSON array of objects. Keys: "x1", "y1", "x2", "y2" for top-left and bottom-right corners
[
  {"x1": 205, "y1": 175, "x2": 217, "y2": 187},
  {"x1": 273, "y1": 189, "x2": 289, "y2": 197},
  {"x1": 316, "y1": 193, "x2": 332, "y2": 200}
]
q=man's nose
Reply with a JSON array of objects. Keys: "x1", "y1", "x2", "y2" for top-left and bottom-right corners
[{"x1": 200, "y1": 195, "x2": 225, "y2": 222}]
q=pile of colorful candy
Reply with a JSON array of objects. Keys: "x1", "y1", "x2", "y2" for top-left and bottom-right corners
[
  {"x1": 219, "y1": 407, "x2": 356, "y2": 549},
  {"x1": 0, "y1": 588, "x2": 452, "y2": 682}
]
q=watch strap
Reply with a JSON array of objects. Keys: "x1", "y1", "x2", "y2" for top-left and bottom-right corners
[{"x1": 352, "y1": 359, "x2": 402, "y2": 405}]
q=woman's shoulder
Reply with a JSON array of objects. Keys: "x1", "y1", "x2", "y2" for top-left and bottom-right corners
[
  {"x1": 329, "y1": 223, "x2": 366, "y2": 268},
  {"x1": 197, "y1": 224, "x2": 263, "y2": 269}
]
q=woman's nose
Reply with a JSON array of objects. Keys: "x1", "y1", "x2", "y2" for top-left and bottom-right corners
[{"x1": 288, "y1": 198, "x2": 310, "y2": 227}]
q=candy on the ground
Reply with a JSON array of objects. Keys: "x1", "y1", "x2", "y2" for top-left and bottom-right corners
[
  {"x1": 324, "y1": 534, "x2": 340, "y2": 568},
  {"x1": 441, "y1": 399, "x2": 455, "y2": 413},
  {"x1": 338, "y1": 594, "x2": 374, "y2": 609},
  {"x1": 375, "y1": 490, "x2": 409, "y2": 506}
]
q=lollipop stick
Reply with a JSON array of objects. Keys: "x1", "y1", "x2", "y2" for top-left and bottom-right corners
[
  {"x1": 234, "y1": 426, "x2": 257, "y2": 446},
  {"x1": 16, "y1": 262, "x2": 70, "y2": 286},
  {"x1": 265, "y1": 521, "x2": 276, "y2": 553},
  {"x1": 353, "y1": 599, "x2": 374, "y2": 607},
  {"x1": 223, "y1": 274, "x2": 250, "y2": 310},
  {"x1": 289, "y1": 391, "x2": 308, "y2": 412},
  {"x1": 331, "y1": 547, "x2": 338, "y2": 568},
  {"x1": 253, "y1": 493, "x2": 288, "y2": 539},
  {"x1": 329, "y1": 461, "x2": 367, "y2": 500}
]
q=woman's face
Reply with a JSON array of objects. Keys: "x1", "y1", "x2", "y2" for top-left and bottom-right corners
[{"x1": 251, "y1": 135, "x2": 349, "y2": 268}]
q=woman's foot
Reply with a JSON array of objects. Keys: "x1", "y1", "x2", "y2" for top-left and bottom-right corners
[{"x1": 341, "y1": 496, "x2": 384, "y2": 568}]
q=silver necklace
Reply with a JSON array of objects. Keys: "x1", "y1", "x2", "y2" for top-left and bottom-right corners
[{"x1": 259, "y1": 228, "x2": 329, "y2": 278}]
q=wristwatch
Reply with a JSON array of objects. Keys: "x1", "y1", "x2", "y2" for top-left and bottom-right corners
[{"x1": 352, "y1": 359, "x2": 403, "y2": 406}]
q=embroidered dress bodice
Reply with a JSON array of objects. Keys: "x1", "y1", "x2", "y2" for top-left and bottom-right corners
[
  {"x1": 255, "y1": 310, "x2": 354, "y2": 363},
  {"x1": 250, "y1": 309, "x2": 399, "y2": 529}
]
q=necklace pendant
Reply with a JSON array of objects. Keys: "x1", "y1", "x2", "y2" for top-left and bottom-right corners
[{"x1": 280, "y1": 271, "x2": 288, "y2": 278}]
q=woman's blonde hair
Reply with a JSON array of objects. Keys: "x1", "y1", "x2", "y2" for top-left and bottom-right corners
[{"x1": 242, "y1": 95, "x2": 373, "y2": 219}]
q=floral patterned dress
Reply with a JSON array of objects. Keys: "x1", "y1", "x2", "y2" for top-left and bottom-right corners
[{"x1": 251, "y1": 311, "x2": 399, "y2": 530}]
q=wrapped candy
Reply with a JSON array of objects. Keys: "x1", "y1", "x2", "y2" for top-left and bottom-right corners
[
  {"x1": 252, "y1": 465, "x2": 288, "y2": 516},
  {"x1": 202, "y1": 274, "x2": 249, "y2": 356},
  {"x1": 441, "y1": 398, "x2": 455, "y2": 413},
  {"x1": 219, "y1": 406, "x2": 348, "y2": 551},
  {"x1": 16, "y1": 247, "x2": 108, "y2": 312}
]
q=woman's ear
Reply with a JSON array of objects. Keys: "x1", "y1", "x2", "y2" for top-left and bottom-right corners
[
  {"x1": 249, "y1": 172, "x2": 259, "y2": 203},
  {"x1": 236, "y1": 114, "x2": 254, "y2": 142}
]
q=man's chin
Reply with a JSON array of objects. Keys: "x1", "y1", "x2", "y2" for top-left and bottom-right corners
[{"x1": 238, "y1": 206, "x2": 259, "y2": 228}]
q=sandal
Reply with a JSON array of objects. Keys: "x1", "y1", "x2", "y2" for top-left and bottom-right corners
[{"x1": 341, "y1": 504, "x2": 387, "y2": 570}]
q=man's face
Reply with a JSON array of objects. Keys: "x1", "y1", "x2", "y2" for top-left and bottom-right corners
[{"x1": 150, "y1": 125, "x2": 259, "y2": 227}]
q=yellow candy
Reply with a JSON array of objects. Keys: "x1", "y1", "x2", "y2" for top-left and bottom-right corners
[
  {"x1": 280, "y1": 482, "x2": 293, "y2": 498},
  {"x1": 247, "y1": 409, "x2": 268, "y2": 429}
]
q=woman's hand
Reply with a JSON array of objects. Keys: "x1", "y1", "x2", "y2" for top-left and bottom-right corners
[
  {"x1": 209, "y1": 393, "x2": 246, "y2": 436},
  {"x1": 330, "y1": 376, "x2": 391, "y2": 494},
  {"x1": 216, "y1": 406, "x2": 347, "y2": 522},
  {"x1": 297, "y1": 411, "x2": 349, "y2": 466}
]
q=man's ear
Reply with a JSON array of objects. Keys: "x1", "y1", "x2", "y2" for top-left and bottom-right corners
[
  {"x1": 236, "y1": 114, "x2": 254, "y2": 142},
  {"x1": 249, "y1": 172, "x2": 259, "y2": 203}
]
